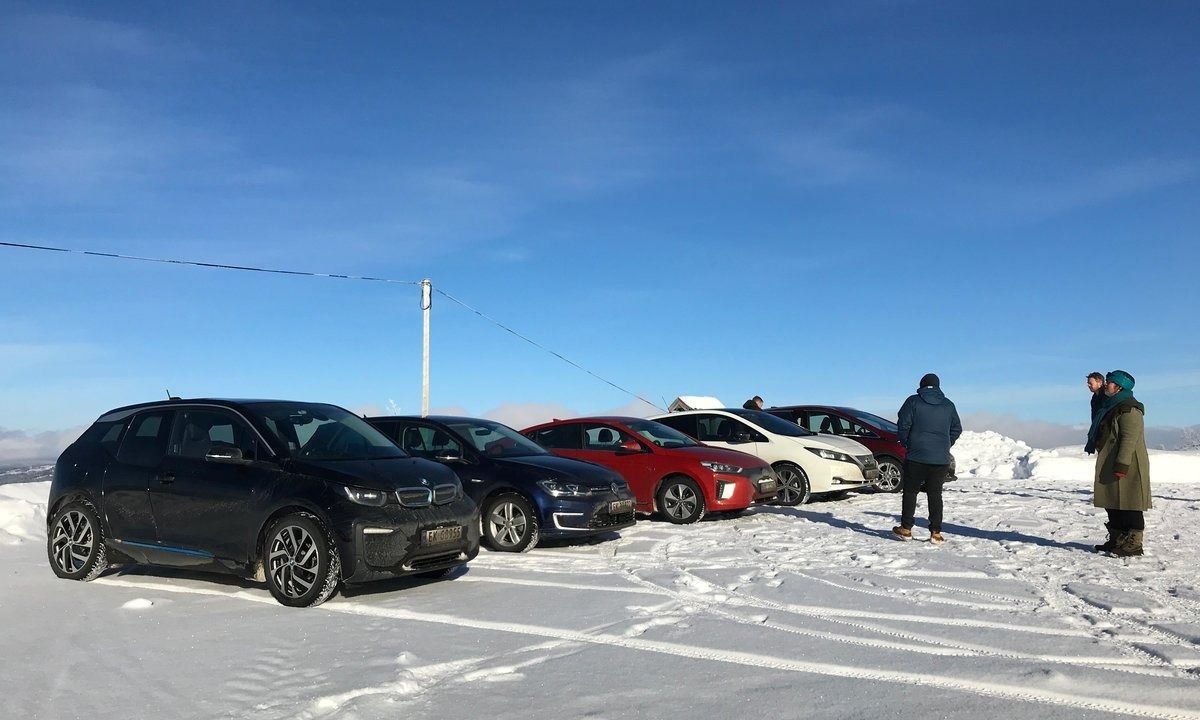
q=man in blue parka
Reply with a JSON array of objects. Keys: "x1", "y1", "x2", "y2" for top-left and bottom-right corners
[{"x1": 892, "y1": 373, "x2": 962, "y2": 544}]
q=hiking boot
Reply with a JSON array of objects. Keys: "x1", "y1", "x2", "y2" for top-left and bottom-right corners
[
  {"x1": 892, "y1": 525, "x2": 912, "y2": 541},
  {"x1": 1094, "y1": 522, "x2": 1120, "y2": 552},
  {"x1": 930, "y1": 531, "x2": 944, "y2": 544},
  {"x1": 1112, "y1": 530, "x2": 1144, "y2": 557}
]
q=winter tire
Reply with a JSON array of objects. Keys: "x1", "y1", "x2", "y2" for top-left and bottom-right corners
[
  {"x1": 773, "y1": 463, "x2": 811, "y2": 506},
  {"x1": 874, "y1": 457, "x2": 903, "y2": 493},
  {"x1": 47, "y1": 500, "x2": 108, "y2": 581},
  {"x1": 482, "y1": 494, "x2": 539, "y2": 553},
  {"x1": 264, "y1": 513, "x2": 341, "y2": 607},
  {"x1": 656, "y1": 477, "x2": 706, "y2": 524}
]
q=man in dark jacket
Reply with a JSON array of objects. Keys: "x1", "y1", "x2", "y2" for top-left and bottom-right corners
[
  {"x1": 742, "y1": 396, "x2": 764, "y2": 410},
  {"x1": 892, "y1": 373, "x2": 962, "y2": 544}
]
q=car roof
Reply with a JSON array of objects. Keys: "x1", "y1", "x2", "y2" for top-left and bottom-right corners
[{"x1": 367, "y1": 414, "x2": 497, "y2": 425}]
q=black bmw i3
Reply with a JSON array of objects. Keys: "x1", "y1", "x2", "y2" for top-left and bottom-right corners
[{"x1": 47, "y1": 399, "x2": 480, "y2": 607}]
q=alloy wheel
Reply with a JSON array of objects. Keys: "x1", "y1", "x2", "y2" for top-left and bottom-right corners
[
  {"x1": 662, "y1": 483, "x2": 698, "y2": 520},
  {"x1": 875, "y1": 460, "x2": 903, "y2": 492},
  {"x1": 776, "y1": 467, "x2": 809, "y2": 505},
  {"x1": 488, "y1": 501, "x2": 528, "y2": 548},
  {"x1": 50, "y1": 510, "x2": 93, "y2": 574},
  {"x1": 268, "y1": 525, "x2": 320, "y2": 600}
]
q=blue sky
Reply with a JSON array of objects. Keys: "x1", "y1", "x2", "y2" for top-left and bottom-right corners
[{"x1": 1, "y1": 1, "x2": 1198, "y2": 452}]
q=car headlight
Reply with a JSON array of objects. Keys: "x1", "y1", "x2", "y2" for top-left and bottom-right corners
[
  {"x1": 700, "y1": 460, "x2": 744, "y2": 474},
  {"x1": 538, "y1": 479, "x2": 594, "y2": 497},
  {"x1": 805, "y1": 447, "x2": 855, "y2": 463},
  {"x1": 342, "y1": 485, "x2": 388, "y2": 506}
]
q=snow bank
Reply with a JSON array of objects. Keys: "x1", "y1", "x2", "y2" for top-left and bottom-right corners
[
  {"x1": 0, "y1": 480, "x2": 49, "y2": 544},
  {"x1": 953, "y1": 431, "x2": 1032, "y2": 479},
  {"x1": 952, "y1": 430, "x2": 1200, "y2": 484},
  {"x1": 1025, "y1": 446, "x2": 1200, "y2": 485}
]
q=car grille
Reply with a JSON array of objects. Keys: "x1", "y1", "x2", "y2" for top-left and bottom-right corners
[
  {"x1": 396, "y1": 488, "x2": 433, "y2": 507},
  {"x1": 433, "y1": 483, "x2": 458, "y2": 504},
  {"x1": 363, "y1": 532, "x2": 410, "y2": 567},
  {"x1": 589, "y1": 510, "x2": 636, "y2": 529},
  {"x1": 406, "y1": 551, "x2": 464, "y2": 571}
]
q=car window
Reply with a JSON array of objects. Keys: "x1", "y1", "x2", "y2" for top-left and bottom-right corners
[
  {"x1": 444, "y1": 419, "x2": 548, "y2": 458},
  {"x1": 76, "y1": 419, "x2": 128, "y2": 456},
  {"x1": 626, "y1": 419, "x2": 698, "y2": 448},
  {"x1": 398, "y1": 424, "x2": 463, "y2": 459},
  {"x1": 655, "y1": 414, "x2": 698, "y2": 439},
  {"x1": 582, "y1": 423, "x2": 640, "y2": 451},
  {"x1": 116, "y1": 410, "x2": 175, "y2": 467},
  {"x1": 696, "y1": 414, "x2": 760, "y2": 443},
  {"x1": 170, "y1": 409, "x2": 258, "y2": 460},
  {"x1": 253, "y1": 403, "x2": 404, "y2": 460},
  {"x1": 728, "y1": 409, "x2": 813, "y2": 437},
  {"x1": 531, "y1": 424, "x2": 582, "y2": 450}
]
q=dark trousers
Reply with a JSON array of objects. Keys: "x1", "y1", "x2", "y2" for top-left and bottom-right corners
[
  {"x1": 1106, "y1": 508, "x2": 1145, "y2": 531},
  {"x1": 901, "y1": 461, "x2": 948, "y2": 532}
]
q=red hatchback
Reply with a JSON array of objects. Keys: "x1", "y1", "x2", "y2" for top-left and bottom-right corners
[{"x1": 522, "y1": 416, "x2": 780, "y2": 524}]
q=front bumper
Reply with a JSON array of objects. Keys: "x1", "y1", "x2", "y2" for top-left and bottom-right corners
[
  {"x1": 330, "y1": 495, "x2": 481, "y2": 584},
  {"x1": 541, "y1": 489, "x2": 637, "y2": 537},
  {"x1": 710, "y1": 469, "x2": 780, "y2": 510}
]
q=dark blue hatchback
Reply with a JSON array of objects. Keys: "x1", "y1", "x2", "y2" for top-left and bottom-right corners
[{"x1": 367, "y1": 416, "x2": 636, "y2": 552}]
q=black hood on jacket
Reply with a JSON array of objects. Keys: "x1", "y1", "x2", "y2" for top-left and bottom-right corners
[{"x1": 917, "y1": 387, "x2": 947, "y2": 405}]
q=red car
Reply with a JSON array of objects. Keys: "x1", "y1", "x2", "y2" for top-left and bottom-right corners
[{"x1": 522, "y1": 416, "x2": 780, "y2": 524}]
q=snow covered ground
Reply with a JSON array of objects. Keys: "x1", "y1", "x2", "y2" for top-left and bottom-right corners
[{"x1": 3, "y1": 436, "x2": 1200, "y2": 720}]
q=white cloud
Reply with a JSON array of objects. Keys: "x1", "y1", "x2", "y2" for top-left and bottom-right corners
[{"x1": 0, "y1": 426, "x2": 84, "y2": 462}]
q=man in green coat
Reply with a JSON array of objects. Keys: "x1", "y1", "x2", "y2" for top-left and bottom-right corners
[{"x1": 1088, "y1": 370, "x2": 1151, "y2": 556}]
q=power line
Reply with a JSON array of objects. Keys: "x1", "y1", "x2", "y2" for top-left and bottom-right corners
[
  {"x1": 1, "y1": 241, "x2": 663, "y2": 410},
  {"x1": 434, "y1": 288, "x2": 662, "y2": 411},
  {"x1": 0, "y1": 241, "x2": 422, "y2": 285}
]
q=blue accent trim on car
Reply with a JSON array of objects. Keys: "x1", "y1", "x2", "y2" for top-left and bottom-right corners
[{"x1": 118, "y1": 539, "x2": 214, "y2": 559}]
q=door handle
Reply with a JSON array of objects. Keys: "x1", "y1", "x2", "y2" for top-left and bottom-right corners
[{"x1": 157, "y1": 474, "x2": 176, "y2": 485}]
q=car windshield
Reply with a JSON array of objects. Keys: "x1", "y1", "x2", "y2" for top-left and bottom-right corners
[
  {"x1": 728, "y1": 409, "x2": 814, "y2": 436},
  {"x1": 845, "y1": 409, "x2": 898, "y2": 434},
  {"x1": 445, "y1": 419, "x2": 549, "y2": 458},
  {"x1": 626, "y1": 418, "x2": 699, "y2": 448},
  {"x1": 253, "y1": 403, "x2": 406, "y2": 461}
]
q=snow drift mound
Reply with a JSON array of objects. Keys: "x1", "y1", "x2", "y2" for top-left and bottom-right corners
[
  {"x1": 953, "y1": 430, "x2": 1200, "y2": 484},
  {"x1": 0, "y1": 480, "x2": 49, "y2": 544},
  {"x1": 953, "y1": 431, "x2": 1032, "y2": 479}
]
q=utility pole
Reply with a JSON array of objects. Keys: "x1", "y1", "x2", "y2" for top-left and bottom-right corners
[{"x1": 421, "y1": 278, "x2": 432, "y2": 417}]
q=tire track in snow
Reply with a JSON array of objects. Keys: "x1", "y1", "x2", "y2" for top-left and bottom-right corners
[{"x1": 94, "y1": 576, "x2": 1200, "y2": 720}]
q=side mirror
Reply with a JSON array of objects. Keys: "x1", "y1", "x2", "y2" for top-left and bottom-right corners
[
  {"x1": 206, "y1": 447, "x2": 250, "y2": 465},
  {"x1": 615, "y1": 440, "x2": 643, "y2": 455},
  {"x1": 434, "y1": 447, "x2": 464, "y2": 463}
]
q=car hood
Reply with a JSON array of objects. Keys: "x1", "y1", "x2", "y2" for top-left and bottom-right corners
[
  {"x1": 672, "y1": 445, "x2": 770, "y2": 469},
  {"x1": 495, "y1": 454, "x2": 621, "y2": 487},
  {"x1": 787, "y1": 434, "x2": 872, "y2": 455},
  {"x1": 288, "y1": 456, "x2": 459, "y2": 491}
]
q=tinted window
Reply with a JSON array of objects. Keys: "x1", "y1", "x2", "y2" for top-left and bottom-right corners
[
  {"x1": 582, "y1": 423, "x2": 640, "y2": 451},
  {"x1": 656, "y1": 414, "x2": 698, "y2": 439},
  {"x1": 398, "y1": 424, "x2": 463, "y2": 459},
  {"x1": 170, "y1": 409, "x2": 258, "y2": 460},
  {"x1": 76, "y1": 419, "x2": 128, "y2": 456},
  {"x1": 532, "y1": 424, "x2": 582, "y2": 450},
  {"x1": 117, "y1": 410, "x2": 174, "y2": 467},
  {"x1": 695, "y1": 414, "x2": 758, "y2": 442}
]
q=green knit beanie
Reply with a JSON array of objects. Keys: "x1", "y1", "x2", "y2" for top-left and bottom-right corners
[{"x1": 1106, "y1": 369, "x2": 1135, "y2": 391}]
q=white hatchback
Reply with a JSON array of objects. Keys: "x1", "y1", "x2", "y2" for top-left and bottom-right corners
[{"x1": 650, "y1": 408, "x2": 878, "y2": 505}]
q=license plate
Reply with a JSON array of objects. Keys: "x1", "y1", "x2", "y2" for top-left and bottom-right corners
[
  {"x1": 421, "y1": 525, "x2": 463, "y2": 546},
  {"x1": 609, "y1": 499, "x2": 634, "y2": 514}
]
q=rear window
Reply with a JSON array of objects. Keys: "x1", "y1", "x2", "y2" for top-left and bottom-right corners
[{"x1": 76, "y1": 419, "x2": 128, "y2": 455}]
